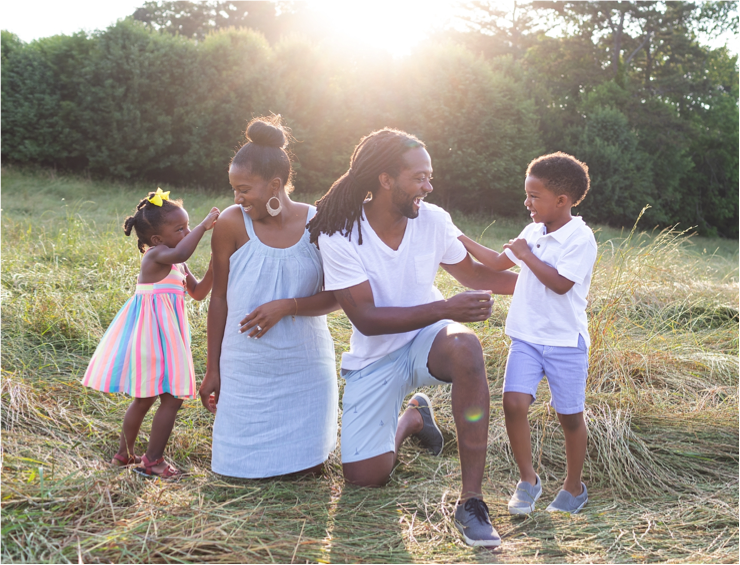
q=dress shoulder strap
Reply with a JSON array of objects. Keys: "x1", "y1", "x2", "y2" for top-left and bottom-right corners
[{"x1": 240, "y1": 206, "x2": 257, "y2": 240}]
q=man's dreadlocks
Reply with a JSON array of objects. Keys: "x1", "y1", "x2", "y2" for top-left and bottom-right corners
[{"x1": 308, "y1": 129, "x2": 424, "y2": 245}]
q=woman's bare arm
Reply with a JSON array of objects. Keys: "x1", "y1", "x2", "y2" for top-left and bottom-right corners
[
  {"x1": 200, "y1": 210, "x2": 240, "y2": 413},
  {"x1": 238, "y1": 291, "x2": 340, "y2": 338}
]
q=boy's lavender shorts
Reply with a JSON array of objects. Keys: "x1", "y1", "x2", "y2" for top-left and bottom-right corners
[{"x1": 503, "y1": 335, "x2": 589, "y2": 415}]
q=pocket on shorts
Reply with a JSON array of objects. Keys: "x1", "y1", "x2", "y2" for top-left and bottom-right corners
[{"x1": 414, "y1": 254, "x2": 437, "y2": 285}]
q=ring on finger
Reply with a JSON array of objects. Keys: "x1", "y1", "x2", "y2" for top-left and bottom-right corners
[{"x1": 256, "y1": 325, "x2": 262, "y2": 331}]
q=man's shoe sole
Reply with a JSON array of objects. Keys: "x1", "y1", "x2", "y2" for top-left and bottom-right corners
[{"x1": 455, "y1": 521, "x2": 502, "y2": 547}]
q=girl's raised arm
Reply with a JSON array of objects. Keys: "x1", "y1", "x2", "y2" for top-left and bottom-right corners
[
  {"x1": 149, "y1": 207, "x2": 220, "y2": 266},
  {"x1": 183, "y1": 257, "x2": 214, "y2": 301}
]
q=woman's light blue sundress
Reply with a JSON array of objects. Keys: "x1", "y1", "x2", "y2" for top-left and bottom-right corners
[{"x1": 211, "y1": 205, "x2": 338, "y2": 478}]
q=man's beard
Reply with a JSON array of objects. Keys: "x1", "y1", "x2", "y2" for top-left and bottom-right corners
[{"x1": 391, "y1": 184, "x2": 419, "y2": 219}]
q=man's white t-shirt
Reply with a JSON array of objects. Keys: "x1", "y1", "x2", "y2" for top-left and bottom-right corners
[
  {"x1": 319, "y1": 202, "x2": 468, "y2": 370},
  {"x1": 503, "y1": 216, "x2": 597, "y2": 347}
]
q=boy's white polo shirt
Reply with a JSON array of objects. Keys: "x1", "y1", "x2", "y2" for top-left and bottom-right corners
[{"x1": 503, "y1": 216, "x2": 597, "y2": 348}]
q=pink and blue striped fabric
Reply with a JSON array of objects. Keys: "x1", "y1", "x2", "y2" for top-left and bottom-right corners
[{"x1": 82, "y1": 265, "x2": 196, "y2": 398}]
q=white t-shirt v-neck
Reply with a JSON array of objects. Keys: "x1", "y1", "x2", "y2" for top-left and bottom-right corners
[{"x1": 319, "y1": 202, "x2": 467, "y2": 370}]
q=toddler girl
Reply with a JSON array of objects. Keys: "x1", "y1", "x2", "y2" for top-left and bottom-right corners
[{"x1": 82, "y1": 188, "x2": 219, "y2": 478}]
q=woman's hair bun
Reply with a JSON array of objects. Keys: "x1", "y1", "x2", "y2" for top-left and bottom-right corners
[{"x1": 246, "y1": 117, "x2": 287, "y2": 149}]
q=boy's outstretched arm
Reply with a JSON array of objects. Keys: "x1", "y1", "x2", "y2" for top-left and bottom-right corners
[
  {"x1": 504, "y1": 238, "x2": 575, "y2": 295},
  {"x1": 184, "y1": 257, "x2": 214, "y2": 301},
  {"x1": 459, "y1": 235, "x2": 516, "y2": 271}
]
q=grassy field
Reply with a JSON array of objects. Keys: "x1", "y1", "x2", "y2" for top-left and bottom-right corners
[{"x1": 2, "y1": 167, "x2": 738, "y2": 564}]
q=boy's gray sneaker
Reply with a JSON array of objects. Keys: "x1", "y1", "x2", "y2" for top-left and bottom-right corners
[
  {"x1": 508, "y1": 475, "x2": 542, "y2": 515},
  {"x1": 409, "y1": 393, "x2": 444, "y2": 456},
  {"x1": 454, "y1": 498, "x2": 501, "y2": 547},
  {"x1": 546, "y1": 482, "x2": 588, "y2": 514}
]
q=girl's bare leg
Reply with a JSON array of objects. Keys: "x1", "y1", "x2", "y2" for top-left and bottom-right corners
[
  {"x1": 115, "y1": 396, "x2": 158, "y2": 463},
  {"x1": 143, "y1": 393, "x2": 184, "y2": 474}
]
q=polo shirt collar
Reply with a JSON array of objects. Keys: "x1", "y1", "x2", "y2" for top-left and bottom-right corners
[{"x1": 542, "y1": 216, "x2": 584, "y2": 243}]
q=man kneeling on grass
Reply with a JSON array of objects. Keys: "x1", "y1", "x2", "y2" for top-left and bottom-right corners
[{"x1": 308, "y1": 128, "x2": 517, "y2": 547}]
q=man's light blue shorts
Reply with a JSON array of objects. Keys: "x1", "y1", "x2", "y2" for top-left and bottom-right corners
[
  {"x1": 503, "y1": 335, "x2": 589, "y2": 415},
  {"x1": 340, "y1": 320, "x2": 453, "y2": 464}
]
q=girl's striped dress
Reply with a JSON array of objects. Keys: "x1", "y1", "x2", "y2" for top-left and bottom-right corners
[{"x1": 81, "y1": 264, "x2": 196, "y2": 398}]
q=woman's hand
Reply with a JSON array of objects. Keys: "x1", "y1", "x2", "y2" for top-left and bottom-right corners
[
  {"x1": 199, "y1": 369, "x2": 221, "y2": 414},
  {"x1": 239, "y1": 299, "x2": 293, "y2": 338}
]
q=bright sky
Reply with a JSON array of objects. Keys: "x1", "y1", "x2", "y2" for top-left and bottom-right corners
[
  {"x1": 1, "y1": 0, "x2": 735, "y2": 57},
  {"x1": 1, "y1": 0, "x2": 143, "y2": 42},
  {"x1": 1, "y1": 0, "x2": 457, "y2": 57}
]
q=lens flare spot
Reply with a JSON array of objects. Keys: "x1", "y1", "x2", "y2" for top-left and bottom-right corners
[{"x1": 465, "y1": 407, "x2": 484, "y2": 422}]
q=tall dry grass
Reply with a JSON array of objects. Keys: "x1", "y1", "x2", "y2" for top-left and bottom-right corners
[{"x1": 2, "y1": 170, "x2": 738, "y2": 563}]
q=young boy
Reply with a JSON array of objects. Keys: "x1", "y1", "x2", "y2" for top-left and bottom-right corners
[{"x1": 460, "y1": 152, "x2": 597, "y2": 514}]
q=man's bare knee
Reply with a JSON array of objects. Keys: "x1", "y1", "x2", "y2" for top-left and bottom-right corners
[
  {"x1": 443, "y1": 330, "x2": 482, "y2": 361},
  {"x1": 343, "y1": 452, "x2": 394, "y2": 487},
  {"x1": 343, "y1": 470, "x2": 389, "y2": 488},
  {"x1": 430, "y1": 327, "x2": 485, "y2": 381}
]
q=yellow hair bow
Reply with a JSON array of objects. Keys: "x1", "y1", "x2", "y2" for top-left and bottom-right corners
[{"x1": 148, "y1": 187, "x2": 170, "y2": 207}]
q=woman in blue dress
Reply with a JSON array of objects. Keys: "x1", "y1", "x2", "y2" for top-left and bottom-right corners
[{"x1": 201, "y1": 116, "x2": 339, "y2": 478}]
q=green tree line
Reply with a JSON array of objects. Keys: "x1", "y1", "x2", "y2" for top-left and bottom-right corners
[{"x1": 2, "y1": 1, "x2": 737, "y2": 236}]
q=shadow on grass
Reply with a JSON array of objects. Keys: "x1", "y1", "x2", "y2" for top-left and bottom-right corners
[{"x1": 326, "y1": 483, "x2": 413, "y2": 564}]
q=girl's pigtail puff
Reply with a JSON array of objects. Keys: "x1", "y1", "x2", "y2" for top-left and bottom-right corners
[
  {"x1": 123, "y1": 197, "x2": 153, "y2": 253},
  {"x1": 122, "y1": 193, "x2": 182, "y2": 253}
]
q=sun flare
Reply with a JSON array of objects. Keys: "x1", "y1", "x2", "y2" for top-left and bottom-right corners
[{"x1": 312, "y1": 1, "x2": 456, "y2": 57}]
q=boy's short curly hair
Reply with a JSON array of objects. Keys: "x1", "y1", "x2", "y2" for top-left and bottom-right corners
[{"x1": 526, "y1": 152, "x2": 590, "y2": 206}]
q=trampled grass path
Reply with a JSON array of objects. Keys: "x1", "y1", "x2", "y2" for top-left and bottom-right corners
[{"x1": 2, "y1": 169, "x2": 738, "y2": 563}]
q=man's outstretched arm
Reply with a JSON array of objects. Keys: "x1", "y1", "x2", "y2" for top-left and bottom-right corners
[
  {"x1": 442, "y1": 254, "x2": 518, "y2": 295},
  {"x1": 334, "y1": 281, "x2": 494, "y2": 337}
]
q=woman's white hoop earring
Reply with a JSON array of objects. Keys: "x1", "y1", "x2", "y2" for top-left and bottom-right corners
[{"x1": 266, "y1": 196, "x2": 282, "y2": 216}]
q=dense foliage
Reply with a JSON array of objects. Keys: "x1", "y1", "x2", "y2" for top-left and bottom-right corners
[{"x1": 2, "y1": 1, "x2": 737, "y2": 236}]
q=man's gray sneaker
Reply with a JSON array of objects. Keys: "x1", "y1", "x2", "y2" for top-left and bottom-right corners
[
  {"x1": 508, "y1": 475, "x2": 542, "y2": 515},
  {"x1": 409, "y1": 393, "x2": 444, "y2": 456},
  {"x1": 546, "y1": 482, "x2": 588, "y2": 514},
  {"x1": 454, "y1": 498, "x2": 501, "y2": 547}
]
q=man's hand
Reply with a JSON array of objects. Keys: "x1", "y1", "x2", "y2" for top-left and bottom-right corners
[{"x1": 443, "y1": 290, "x2": 493, "y2": 323}]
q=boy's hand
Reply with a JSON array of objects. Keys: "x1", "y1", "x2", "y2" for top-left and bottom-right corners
[
  {"x1": 200, "y1": 207, "x2": 220, "y2": 231},
  {"x1": 503, "y1": 238, "x2": 531, "y2": 260}
]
